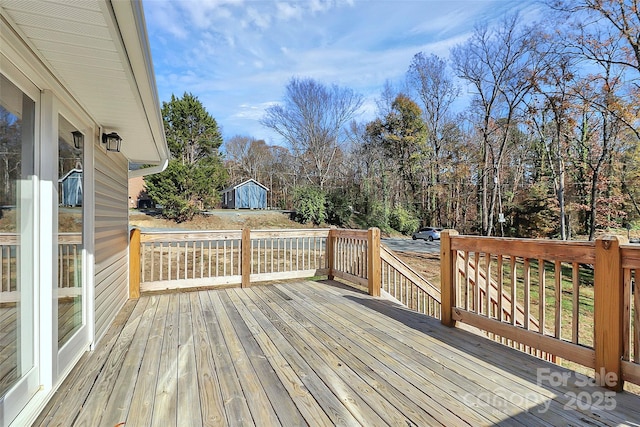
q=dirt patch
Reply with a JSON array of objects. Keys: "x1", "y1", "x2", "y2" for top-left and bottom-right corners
[
  {"x1": 129, "y1": 209, "x2": 309, "y2": 230},
  {"x1": 391, "y1": 251, "x2": 442, "y2": 288}
]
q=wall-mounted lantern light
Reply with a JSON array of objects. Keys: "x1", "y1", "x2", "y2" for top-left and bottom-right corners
[
  {"x1": 102, "y1": 132, "x2": 122, "y2": 152},
  {"x1": 71, "y1": 131, "x2": 84, "y2": 149}
]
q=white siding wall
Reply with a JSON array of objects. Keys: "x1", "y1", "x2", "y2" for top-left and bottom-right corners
[{"x1": 93, "y1": 148, "x2": 129, "y2": 343}]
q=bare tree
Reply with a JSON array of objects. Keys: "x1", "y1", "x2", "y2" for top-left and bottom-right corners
[
  {"x1": 407, "y1": 53, "x2": 460, "y2": 225},
  {"x1": 261, "y1": 77, "x2": 363, "y2": 189},
  {"x1": 525, "y1": 48, "x2": 577, "y2": 240},
  {"x1": 224, "y1": 135, "x2": 273, "y2": 182},
  {"x1": 549, "y1": 0, "x2": 640, "y2": 75},
  {"x1": 451, "y1": 14, "x2": 542, "y2": 236}
]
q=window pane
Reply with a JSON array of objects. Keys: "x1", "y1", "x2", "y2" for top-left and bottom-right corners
[
  {"x1": 0, "y1": 73, "x2": 35, "y2": 397},
  {"x1": 57, "y1": 116, "x2": 83, "y2": 347}
]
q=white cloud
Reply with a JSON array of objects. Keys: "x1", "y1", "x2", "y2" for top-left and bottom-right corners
[
  {"x1": 145, "y1": 1, "x2": 189, "y2": 40},
  {"x1": 276, "y1": 2, "x2": 303, "y2": 21},
  {"x1": 144, "y1": 0, "x2": 538, "y2": 140}
]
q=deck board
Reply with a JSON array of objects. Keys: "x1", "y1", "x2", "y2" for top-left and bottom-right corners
[
  {"x1": 189, "y1": 291, "x2": 226, "y2": 427},
  {"x1": 203, "y1": 290, "x2": 255, "y2": 426},
  {"x1": 127, "y1": 294, "x2": 169, "y2": 426},
  {"x1": 150, "y1": 293, "x2": 179, "y2": 427},
  {"x1": 218, "y1": 291, "x2": 307, "y2": 426},
  {"x1": 34, "y1": 280, "x2": 640, "y2": 426}
]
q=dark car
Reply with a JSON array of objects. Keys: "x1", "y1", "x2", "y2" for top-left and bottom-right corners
[{"x1": 412, "y1": 227, "x2": 442, "y2": 242}]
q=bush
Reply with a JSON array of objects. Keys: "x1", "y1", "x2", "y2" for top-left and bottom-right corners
[
  {"x1": 293, "y1": 186, "x2": 326, "y2": 225},
  {"x1": 389, "y1": 206, "x2": 420, "y2": 235},
  {"x1": 160, "y1": 194, "x2": 200, "y2": 223},
  {"x1": 364, "y1": 201, "x2": 391, "y2": 232},
  {"x1": 326, "y1": 190, "x2": 352, "y2": 226}
]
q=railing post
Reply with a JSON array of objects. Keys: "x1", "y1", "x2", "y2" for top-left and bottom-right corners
[
  {"x1": 242, "y1": 228, "x2": 251, "y2": 288},
  {"x1": 327, "y1": 228, "x2": 335, "y2": 280},
  {"x1": 441, "y1": 229, "x2": 458, "y2": 327},
  {"x1": 367, "y1": 227, "x2": 381, "y2": 297},
  {"x1": 594, "y1": 235, "x2": 625, "y2": 391},
  {"x1": 129, "y1": 228, "x2": 141, "y2": 299}
]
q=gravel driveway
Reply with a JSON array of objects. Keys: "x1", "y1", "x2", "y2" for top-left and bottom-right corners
[{"x1": 381, "y1": 238, "x2": 440, "y2": 254}]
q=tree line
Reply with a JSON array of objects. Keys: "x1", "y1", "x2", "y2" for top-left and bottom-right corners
[{"x1": 148, "y1": 0, "x2": 640, "y2": 240}]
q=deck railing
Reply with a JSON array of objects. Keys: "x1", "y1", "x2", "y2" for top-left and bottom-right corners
[
  {"x1": 0, "y1": 233, "x2": 82, "y2": 303},
  {"x1": 130, "y1": 226, "x2": 447, "y2": 320},
  {"x1": 131, "y1": 228, "x2": 388, "y2": 297},
  {"x1": 441, "y1": 230, "x2": 640, "y2": 391},
  {"x1": 621, "y1": 245, "x2": 640, "y2": 386},
  {"x1": 0, "y1": 233, "x2": 17, "y2": 303},
  {"x1": 130, "y1": 227, "x2": 445, "y2": 319},
  {"x1": 380, "y1": 245, "x2": 441, "y2": 318}
]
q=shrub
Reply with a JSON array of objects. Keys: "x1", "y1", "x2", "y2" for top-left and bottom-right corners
[
  {"x1": 364, "y1": 201, "x2": 391, "y2": 232},
  {"x1": 293, "y1": 186, "x2": 326, "y2": 225},
  {"x1": 326, "y1": 190, "x2": 352, "y2": 226},
  {"x1": 389, "y1": 206, "x2": 420, "y2": 235}
]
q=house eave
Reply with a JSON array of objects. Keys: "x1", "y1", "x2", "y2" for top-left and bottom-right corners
[{"x1": 0, "y1": 0, "x2": 169, "y2": 167}]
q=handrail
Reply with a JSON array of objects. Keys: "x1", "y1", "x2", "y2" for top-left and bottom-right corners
[
  {"x1": 441, "y1": 230, "x2": 632, "y2": 391},
  {"x1": 380, "y1": 244, "x2": 441, "y2": 318}
]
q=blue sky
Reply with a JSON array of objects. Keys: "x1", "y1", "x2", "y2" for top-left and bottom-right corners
[{"x1": 144, "y1": 0, "x2": 538, "y2": 144}]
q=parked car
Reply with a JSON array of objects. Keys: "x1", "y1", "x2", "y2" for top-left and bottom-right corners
[{"x1": 412, "y1": 227, "x2": 442, "y2": 242}]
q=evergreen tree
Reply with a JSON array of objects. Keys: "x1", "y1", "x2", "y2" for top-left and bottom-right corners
[{"x1": 146, "y1": 93, "x2": 227, "y2": 222}]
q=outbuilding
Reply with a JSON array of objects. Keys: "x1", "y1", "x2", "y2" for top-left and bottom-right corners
[
  {"x1": 221, "y1": 179, "x2": 269, "y2": 209},
  {"x1": 59, "y1": 169, "x2": 83, "y2": 207}
]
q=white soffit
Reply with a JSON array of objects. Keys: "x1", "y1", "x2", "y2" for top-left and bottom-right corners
[{"x1": 0, "y1": 0, "x2": 168, "y2": 165}]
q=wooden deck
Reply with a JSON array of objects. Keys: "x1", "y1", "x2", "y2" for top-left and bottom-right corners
[{"x1": 35, "y1": 280, "x2": 640, "y2": 426}]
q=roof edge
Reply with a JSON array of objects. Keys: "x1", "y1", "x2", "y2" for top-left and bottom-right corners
[{"x1": 110, "y1": 0, "x2": 169, "y2": 165}]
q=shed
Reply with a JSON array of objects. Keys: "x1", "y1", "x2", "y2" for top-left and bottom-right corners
[
  {"x1": 222, "y1": 179, "x2": 269, "y2": 209},
  {"x1": 59, "y1": 169, "x2": 83, "y2": 207}
]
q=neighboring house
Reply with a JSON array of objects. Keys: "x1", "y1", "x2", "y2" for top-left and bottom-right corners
[
  {"x1": 222, "y1": 179, "x2": 269, "y2": 209},
  {"x1": 59, "y1": 169, "x2": 83, "y2": 207},
  {"x1": 0, "y1": 1, "x2": 169, "y2": 426},
  {"x1": 128, "y1": 176, "x2": 153, "y2": 209}
]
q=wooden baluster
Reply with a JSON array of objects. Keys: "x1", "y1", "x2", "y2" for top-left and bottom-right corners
[
  {"x1": 157, "y1": 243, "x2": 162, "y2": 281},
  {"x1": 150, "y1": 242, "x2": 156, "y2": 282},
  {"x1": 523, "y1": 258, "x2": 530, "y2": 329},
  {"x1": 623, "y1": 267, "x2": 632, "y2": 362},
  {"x1": 497, "y1": 255, "x2": 503, "y2": 321},
  {"x1": 634, "y1": 268, "x2": 640, "y2": 363},
  {"x1": 168, "y1": 243, "x2": 172, "y2": 280},
  {"x1": 200, "y1": 241, "x2": 204, "y2": 278},
  {"x1": 230, "y1": 240, "x2": 234, "y2": 275},
  {"x1": 474, "y1": 252, "x2": 480, "y2": 314},
  {"x1": 183, "y1": 240, "x2": 188, "y2": 279},
  {"x1": 554, "y1": 260, "x2": 562, "y2": 339},
  {"x1": 572, "y1": 262, "x2": 579, "y2": 344},
  {"x1": 464, "y1": 251, "x2": 470, "y2": 310},
  {"x1": 510, "y1": 256, "x2": 517, "y2": 326},
  {"x1": 207, "y1": 241, "x2": 212, "y2": 278},
  {"x1": 485, "y1": 253, "x2": 491, "y2": 317},
  {"x1": 539, "y1": 259, "x2": 545, "y2": 334}
]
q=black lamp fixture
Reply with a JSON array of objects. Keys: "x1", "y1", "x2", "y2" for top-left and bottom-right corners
[
  {"x1": 102, "y1": 132, "x2": 122, "y2": 152},
  {"x1": 71, "y1": 131, "x2": 84, "y2": 150}
]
